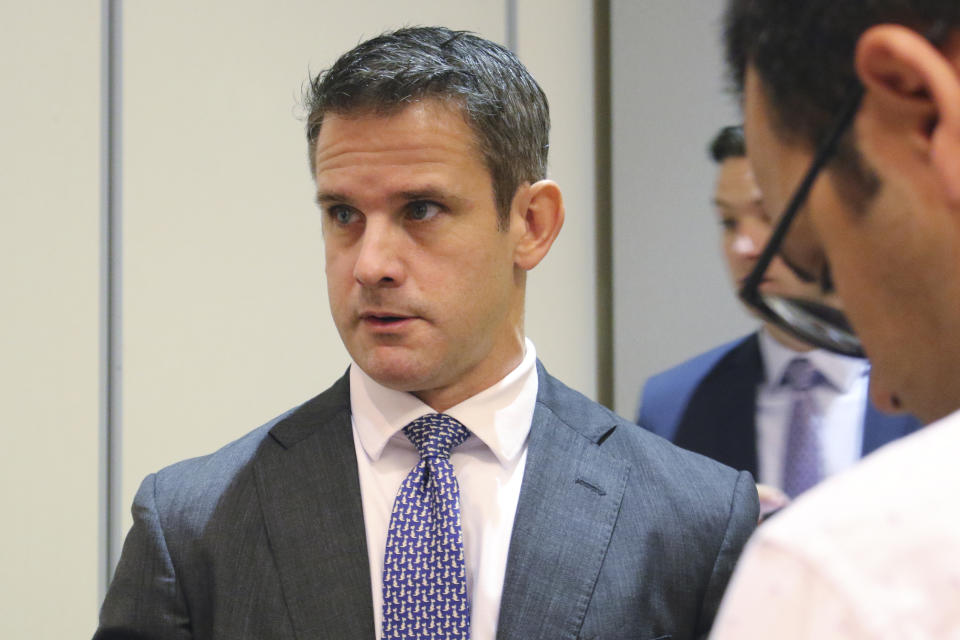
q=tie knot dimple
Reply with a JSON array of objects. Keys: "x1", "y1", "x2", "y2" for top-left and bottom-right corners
[
  {"x1": 781, "y1": 358, "x2": 823, "y2": 391},
  {"x1": 403, "y1": 413, "x2": 470, "y2": 460}
]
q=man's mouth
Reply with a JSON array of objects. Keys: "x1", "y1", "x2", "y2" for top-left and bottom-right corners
[{"x1": 360, "y1": 312, "x2": 416, "y2": 328}]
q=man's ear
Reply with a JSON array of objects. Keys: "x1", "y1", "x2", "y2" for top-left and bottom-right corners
[
  {"x1": 855, "y1": 25, "x2": 960, "y2": 204},
  {"x1": 510, "y1": 179, "x2": 564, "y2": 271}
]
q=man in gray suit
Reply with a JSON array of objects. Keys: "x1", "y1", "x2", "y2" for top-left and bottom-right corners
[{"x1": 96, "y1": 27, "x2": 758, "y2": 640}]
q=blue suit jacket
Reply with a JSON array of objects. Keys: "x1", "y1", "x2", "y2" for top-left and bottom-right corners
[
  {"x1": 97, "y1": 362, "x2": 758, "y2": 640},
  {"x1": 637, "y1": 333, "x2": 922, "y2": 477}
]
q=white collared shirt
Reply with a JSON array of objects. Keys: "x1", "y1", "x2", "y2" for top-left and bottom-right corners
[
  {"x1": 755, "y1": 329, "x2": 870, "y2": 489},
  {"x1": 350, "y1": 338, "x2": 538, "y2": 640}
]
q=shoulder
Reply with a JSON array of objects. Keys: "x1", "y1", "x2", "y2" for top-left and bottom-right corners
[
  {"x1": 716, "y1": 416, "x2": 960, "y2": 637},
  {"x1": 149, "y1": 414, "x2": 283, "y2": 514},
  {"x1": 763, "y1": 414, "x2": 958, "y2": 549},
  {"x1": 146, "y1": 374, "x2": 351, "y2": 532},
  {"x1": 748, "y1": 415, "x2": 960, "y2": 596},
  {"x1": 539, "y1": 364, "x2": 757, "y2": 513},
  {"x1": 636, "y1": 333, "x2": 758, "y2": 430},
  {"x1": 643, "y1": 334, "x2": 757, "y2": 398},
  {"x1": 537, "y1": 366, "x2": 759, "y2": 632}
]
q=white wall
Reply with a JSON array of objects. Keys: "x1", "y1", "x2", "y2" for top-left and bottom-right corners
[
  {"x1": 0, "y1": 2, "x2": 102, "y2": 638},
  {"x1": 611, "y1": 0, "x2": 754, "y2": 417}
]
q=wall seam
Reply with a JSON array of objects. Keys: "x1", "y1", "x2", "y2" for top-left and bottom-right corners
[
  {"x1": 505, "y1": 0, "x2": 517, "y2": 51},
  {"x1": 99, "y1": 0, "x2": 123, "y2": 601},
  {"x1": 593, "y1": 0, "x2": 614, "y2": 408}
]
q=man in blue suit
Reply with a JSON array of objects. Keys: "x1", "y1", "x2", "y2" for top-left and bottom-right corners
[
  {"x1": 638, "y1": 126, "x2": 920, "y2": 508},
  {"x1": 96, "y1": 28, "x2": 757, "y2": 640}
]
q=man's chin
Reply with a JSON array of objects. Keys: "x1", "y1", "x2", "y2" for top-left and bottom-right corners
[{"x1": 354, "y1": 350, "x2": 435, "y2": 393}]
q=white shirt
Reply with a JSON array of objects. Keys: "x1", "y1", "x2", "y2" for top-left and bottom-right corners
[
  {"x1": 350, "y1": 338, "x2": 538, "y2": 640},
  {"x1": 711, "y1": 409, "x2": 960, "y2": 640},
  {"x1": 756, "y1": 329, "x2": 870, "y2": 488}
]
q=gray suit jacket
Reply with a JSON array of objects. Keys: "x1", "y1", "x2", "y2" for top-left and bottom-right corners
[{"x1": 97, "y1": 363, "x2": 758, "y2": 640}]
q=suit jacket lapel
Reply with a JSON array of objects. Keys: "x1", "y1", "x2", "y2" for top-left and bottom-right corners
[
  {"x1": 253, "y1": 373, "x2": 376, "y2": 639},
  {"x1": 673, "y1": 333, "x2": 763, "y2": 476},
  {"x1": 497, "y1": 365, "x2": 629, "y2": 640}
]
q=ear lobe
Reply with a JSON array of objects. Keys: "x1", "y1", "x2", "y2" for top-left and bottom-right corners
[
  {"x1": 511, "y1": 179, "x2": 564, "y2": 271},
  {"x1": 856, "y1": 25, "x2": 960, "y2": 203}
]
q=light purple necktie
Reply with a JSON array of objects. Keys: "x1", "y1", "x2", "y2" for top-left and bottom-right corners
[
  {"x1": 382, "y1": 413, "x2": 471, "y2": 640},
  {"x1": 781, "y1": 358, "x2": 826, "y2": 498}
]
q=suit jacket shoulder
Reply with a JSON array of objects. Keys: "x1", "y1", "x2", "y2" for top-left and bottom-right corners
[
  {"x1": 97, "y1": 372, "x2": 377, "y2": 640},
  {"x1": 496, "y1": 365, "x2": 759, "y2": 640},
  {"x1": 638, "y1": 334, "x2": 759, "y2": 439}
]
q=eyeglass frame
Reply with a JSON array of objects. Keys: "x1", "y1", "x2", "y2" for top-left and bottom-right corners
[
  {"x1": 737, "y1": 19, "x2": 949, "y2": 358},
  {"x1": 737, "y1": 81, "x2": 864, "y2": 356}
]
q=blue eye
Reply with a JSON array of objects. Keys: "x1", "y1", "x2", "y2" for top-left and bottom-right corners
[
  {"x1": 408, "y1": 201, "x2": 441, "y2": 221},
  {"x1": 329, "y1": 206, "x2": 357, "y2": 225}
]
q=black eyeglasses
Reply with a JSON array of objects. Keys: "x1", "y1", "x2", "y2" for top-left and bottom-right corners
[
  {"x1": 737, "y1": 81, "x2": 865, "y2": 357},
  {"x1": 739, "y1": 21, "x2": 950, "y2": 358}
]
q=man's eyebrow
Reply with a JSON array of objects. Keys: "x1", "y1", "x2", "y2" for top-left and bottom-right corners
[
  {"x1": 713, "y1": 195, "x2": 762, "y2": 207},
  {"x1": 397, "y1": 188, "x2": 457, "y2": 202},
  {"x1": 315, "y1": 191, "x2": 350, "y2": 207},
  {"x1": 315, "y1": 187, "x2": 467, "y2": 207}
]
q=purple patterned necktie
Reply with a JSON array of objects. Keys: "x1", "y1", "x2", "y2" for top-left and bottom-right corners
[
  {"x1": 382, "y1": 413, "x2": 471, "y2": 640},
  {"x1": 781, "y1": 358, "x2": 826, "y2": 498}
]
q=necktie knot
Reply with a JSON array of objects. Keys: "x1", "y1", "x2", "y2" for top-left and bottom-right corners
[
  {"x1": 781, "y1": 358, "x2": 823, "y2": 392},
  {"x1": 403, "y1": 413, "x2": 470, "y2": 461}
]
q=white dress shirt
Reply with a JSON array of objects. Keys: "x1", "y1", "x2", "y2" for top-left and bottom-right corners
[
  {"x1": 711, "y1": 410, "x2": 959, "y2": 640},
  {"x1": 350, "y1": 338, "x2": 538, "y2": 640},
  {"x1": 756, "y1": 329, "x2": 870, "y2": 488}
]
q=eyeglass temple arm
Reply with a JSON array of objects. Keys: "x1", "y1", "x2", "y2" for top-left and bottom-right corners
[{"x1": 740, "y1": 83, "x2": 864, "y2": 299}]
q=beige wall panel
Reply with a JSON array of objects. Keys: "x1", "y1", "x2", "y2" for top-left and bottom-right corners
[
  {"x1": 120, "y1": 1, "x2": 508, "y2": 532},
  {"x1": 0, "y1": 2, "x2": 101, "y2": 638},
  {"x1": 515, "y1": 0, "x2": 598, "y2": 401}
]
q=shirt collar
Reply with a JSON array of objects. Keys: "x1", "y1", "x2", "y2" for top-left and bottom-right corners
[
  {"x1": 758, "y1": 327, "x2": 869, "y2": 392},
  {"x1": 350, "y1": 338, "x2": 538, "y2": 467}
]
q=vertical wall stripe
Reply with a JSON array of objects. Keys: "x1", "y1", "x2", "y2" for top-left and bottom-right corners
[
  {"x1": 593, "y1": 0, "x2": 614, "y2": 408},
  {"x1": 505, "y1": 0, "x2": 517, "y2": 51},
  {"x1": 99, "y1": 0, "x2": 123, "y2": 600}
]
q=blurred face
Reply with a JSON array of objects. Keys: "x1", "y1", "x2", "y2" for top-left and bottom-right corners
[
  {"x1": 714, "y1": 156, "x2": 821, "y2": 303},
  {"x1": 315, "y1": 100, "x2": 527, "y2": 412},
  {"x1": 743, "y1": 65, "x2": 960, "y2": 421}
]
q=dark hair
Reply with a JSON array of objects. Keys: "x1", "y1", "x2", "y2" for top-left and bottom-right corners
[
  {"x1": 724, "y1": 1, "x2": 959, "y2": 150},
  {"x1": 709, "y1": 125, "x2": 746, "y2": 163},
  {"x1": 304, "y1": 26, "x2": 550, "y2": 225}
]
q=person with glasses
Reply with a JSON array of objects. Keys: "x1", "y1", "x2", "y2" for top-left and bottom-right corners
[
  {"x1": 710, "y1": 1, "x2": 960, "y2": 637},
  {"x1": 638, "y1": 125, "x2": 920, "y2": 518}
]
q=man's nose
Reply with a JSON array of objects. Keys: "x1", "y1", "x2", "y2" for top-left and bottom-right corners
[
  {"x1": 732, "y1": 219, "x2": 770, "y2": 259},
  {"x1": 353, "y1": 219, "x2": 405, "y2": 286}
]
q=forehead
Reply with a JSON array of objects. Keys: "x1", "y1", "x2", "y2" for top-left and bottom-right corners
[
  {"x1": 716, "y1": 157, "x2": 756, "y2": 188},
  {"x1": 742, "y1": 68, "x2": 811, "y2": 207},
  {"x1": 313, "y1": 101, "x2": 488, "y2": 187},
  {"x1": 715, "y1": 157, "x2": 762, "y2": 205}
]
